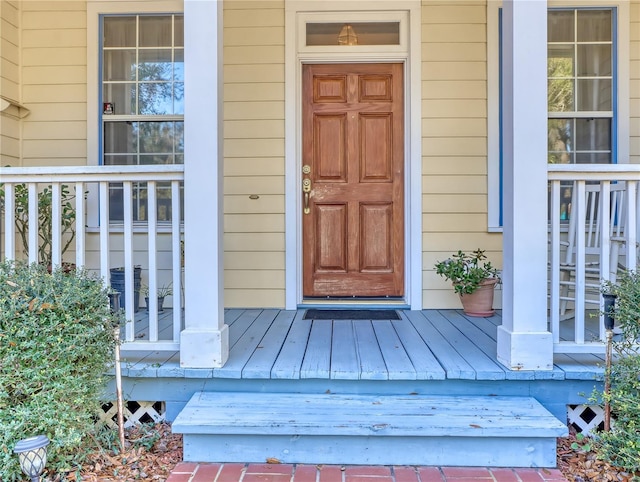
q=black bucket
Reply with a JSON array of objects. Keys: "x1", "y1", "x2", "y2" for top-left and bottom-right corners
[{"x1": 110, "y1": 266, "x2": 142, "y2": 312}]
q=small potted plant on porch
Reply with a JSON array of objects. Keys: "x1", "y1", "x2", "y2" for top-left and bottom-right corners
[
  {"x1": 142, "y1": 283, "x2": 173, "y2": 312},
  {"x1": 434, "y1": 249, "x2": 501, "y2": 317}
]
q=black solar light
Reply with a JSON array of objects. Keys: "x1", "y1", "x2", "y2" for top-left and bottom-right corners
[{"x1": 14, "y1": 435, "x2": 50, "y2": 482}]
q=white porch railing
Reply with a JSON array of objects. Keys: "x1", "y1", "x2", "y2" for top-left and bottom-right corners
[
  {"x1": 549, "y1": 164, "x2": 640, "y2": 354},
  {"x1": 1, "y1": 165, "x2": 185, "y2": 351},
  {"x1": 3, "y1": 164, "x2": 639, "y2": 357}
]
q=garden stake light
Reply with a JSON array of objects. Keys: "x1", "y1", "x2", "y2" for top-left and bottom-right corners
[
  {"x1": 13, "y1": 435, "x2": 50, "y2": 482},
  {"x1": 109, "y1": 292, "x2": 126, "y2": 450},
  {"x1": 603, "y1": 292, "x2": 616, "y2": 432}
]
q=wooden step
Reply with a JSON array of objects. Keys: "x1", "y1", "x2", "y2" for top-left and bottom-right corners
[{"x1": 173, "y1": 392, "x2": 568, "y2": 467}]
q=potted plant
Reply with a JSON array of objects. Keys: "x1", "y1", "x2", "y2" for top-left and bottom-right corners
[
  {"x1": 434, "y1": 249, "x2": 501, "y2": 317},
  {"x1": 142, "y1": 283, "x2": 173, "y2": 312}
]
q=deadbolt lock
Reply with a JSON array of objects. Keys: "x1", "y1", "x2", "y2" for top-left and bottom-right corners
[{"x1": 302, "y1": 165, "x2": 311, "y2": 175}]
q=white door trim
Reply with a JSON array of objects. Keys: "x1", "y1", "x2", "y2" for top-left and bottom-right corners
[{"x1": 284, "y1": 1, "x2": 422, "y2": 309}]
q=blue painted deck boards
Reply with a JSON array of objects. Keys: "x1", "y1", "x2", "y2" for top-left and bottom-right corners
[{"x1": 119, "y1": 309, "x2": 605, "y2": 382}]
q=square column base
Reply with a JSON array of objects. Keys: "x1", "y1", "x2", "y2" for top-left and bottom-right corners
[
  {"x1": 180, "y1": 324, "x2": 229, "y2": 368},
  {"x1": 497, "y1": 326, "x2": 553, "y2": 371}
]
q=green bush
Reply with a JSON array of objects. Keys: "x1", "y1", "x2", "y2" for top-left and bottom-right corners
[
  {"x1": 598, "y1": 271, "x2": 640, "y2": 476},
  {"x1": 0, "y1": 261, "x2": 118, "y2": 481}
]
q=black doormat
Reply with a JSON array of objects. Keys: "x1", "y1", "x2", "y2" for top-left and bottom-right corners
[{"x1": 303, "y1": 309, "x2": 401, "y2": 320}]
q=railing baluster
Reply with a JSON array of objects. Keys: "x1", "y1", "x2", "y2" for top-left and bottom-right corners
[
  {"x1": 51, "y1": 183, "x2": 62, "y2": 268},
  {"x1": 549, "y1": 180, "x2": 561, "y2": 344},
  {"x1": 99, "y1": 181, "x2": 110, "y2": 281},
  {"x1": 28, "y1": 183, "x2": 38, "y2": 264},
  {"x1": 172, "y1": 180, "x2": 182, "y2": 343},
  {"x1": 75, "y1": 181, "x2": 85, "y2": 268},
  {"x1": 123, "y1": 181, "x2": 135, "y2": 341},
  {"x1": 574, "y1": 181, "x2": 586, "y2": 345},
  {"x1": 3, "y1": 183, "x2": 15, "y2": 260},
  {"x1": 147, "y1": 181, "x2": 158, "y2": 342}
]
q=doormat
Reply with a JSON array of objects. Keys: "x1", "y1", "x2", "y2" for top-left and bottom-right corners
[{"x1": 303, "y1": 309, "x2": 401, "y2": 320}]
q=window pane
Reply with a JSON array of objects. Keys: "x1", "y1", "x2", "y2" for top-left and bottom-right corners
[
  {"x1": 103, "y1": 50, "x2": 136, "y2": 81},
  {"x1": 175, "y1": 122, "x2": 184, "y2": 153},
  {"x1": 576, "y1": 118, "x2": 611, "y2": 151},
  {"x1": 577, "y1": 10, "x2": 611, "y2": 42},
  {"x1": 548, "y1": 119, "x2": 573, "y2": 164},
  {"x1": 139, "y1": 16, "x2": 172, "y2": 47},
  {"x1": 576, "y1": 79, "x2": 611, "y2": 111},
  {"x1": 174, "y1": 82, "x2": 184, "y2": 115},
  {"x1": 104, "y1": 17, "x2": 136, "y2": 47},
  {"x1": 577, "y1": 44, "x2": 612, "y2": 76},
  {"x1": 104, "y1": 122, "x2": 138, "y2": 154},
  {"x1": 138, "y1": 82, "x2": 173, "y2": 114},
  {"x1": 174, "y1": 49, "x2": 184, "y2": 81},
  {"x1": 174, "y1": 16, "x2": 184, "y2": 47},
  {"x1": 139, "y1": 121, "x2": 177, "y2": 155},
  {"x1": 576, "y1": 152, "x2": 611, "y2": 164},
  {"x1": 104, "y1": 155, "x2": 137, "y2": 166},
  {"x1": 548, "y1": 10, "x2": 575, "y2": 42},
  {"x1": 548, "y1": 79, "x2": 574, "y2": 112},
  {"x1": 548, "y1": 45, "x2": 574, "y2": 77},
  {"x1": 103, "y1": 83, "x2": 136, "y2": 114},
  {"x1": 138, "y1": 49, "x2": 173, "y2": 81}
]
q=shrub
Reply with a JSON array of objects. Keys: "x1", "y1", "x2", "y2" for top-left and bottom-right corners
[
  {"x1": 597, "y1": 270, "x2": 640, "y2": 475},
  {"x1": 0, "y1": 261, "x2": 118, "y2": 481}
]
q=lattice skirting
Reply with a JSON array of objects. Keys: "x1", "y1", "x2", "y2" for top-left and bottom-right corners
[
  {"x1": 98, "y1": 401, "x2": 165, "y2": 429},
  {"x1": 567, "y1": 404, "x2": 606, "y2": 435}
]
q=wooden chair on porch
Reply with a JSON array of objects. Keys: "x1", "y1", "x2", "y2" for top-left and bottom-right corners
[{"x1": 557, "y1": 182, "x2": 627, "y2": 320}]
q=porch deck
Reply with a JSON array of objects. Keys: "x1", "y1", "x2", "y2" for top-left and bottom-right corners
[{"x1": 120, "y1": 308, "x2": 605, "y2": 382}]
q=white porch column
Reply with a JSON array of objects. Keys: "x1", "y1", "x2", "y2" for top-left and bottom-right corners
[
  {"x1": 497, "y1": 0, "x2": 553, "y2": 370},
  {"x1": 180, "y1": 0, "x2": 229, "y2": 368}
]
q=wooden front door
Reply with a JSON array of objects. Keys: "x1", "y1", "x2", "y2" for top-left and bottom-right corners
[{"x1": 302, "y1": 63, "x2": 404, "y2": 298}]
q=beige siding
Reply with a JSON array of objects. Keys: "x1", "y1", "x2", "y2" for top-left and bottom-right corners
[
  {"x1": 21, "y1": 1, "x2": 87, "y2": 167},
  {"x1": 0, "y1": 1, "x2": 20, "y2": 165},
  {"x1": 631, "y1": 1, "x2": 640, "y2": 163},
  {"x1": 223, "y1": 0, "x2": 285, "y2": 307},
  {"x1": 421, "y1": 0, "x2": 501, "y2": 309}
]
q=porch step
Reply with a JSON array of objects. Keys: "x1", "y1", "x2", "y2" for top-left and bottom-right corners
[{"x1": 172, "y1": 392, "x2": 567, "y2": 467}]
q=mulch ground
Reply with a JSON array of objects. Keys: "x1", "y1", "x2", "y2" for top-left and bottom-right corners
[{"x1": 44, "y1": 423, "x2": 638, "y2": 481}]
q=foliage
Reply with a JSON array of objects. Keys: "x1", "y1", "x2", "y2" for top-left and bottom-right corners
[
  {"x1": 141, "y1": 283, "x2": 173, "y2": 298},
  {"x1": 0, "y1": 183, "x2": 77, "y2": 266},
  {"x1": 434, "y1": 249, "x2": 501, "y2": 295},
  {"x1": 0, "y1": 261, "x2": 119, "y2": 481},
  {"x1": 570, "y1": 432, "x2": 593, "y2": 453},
  {"x1": 595, "y1": 270, "x2": 640, "y2": 476}
]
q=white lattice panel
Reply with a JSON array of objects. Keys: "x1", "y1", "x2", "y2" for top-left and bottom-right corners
[
  {"x1": 98, "y1": 401, "x2": 165, "y2": 429},
  {"x1": 567, "y1": 404, "x2": 605, "y2": 435}
]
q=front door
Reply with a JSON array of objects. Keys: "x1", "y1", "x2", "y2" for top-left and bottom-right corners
[{"x1": 302, "y1": 63, "x2": 404, "y2": 298}]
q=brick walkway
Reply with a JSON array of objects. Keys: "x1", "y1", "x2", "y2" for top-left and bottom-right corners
[{"x1": 166, "y1": 463, "x2": 568, "y2": 482}]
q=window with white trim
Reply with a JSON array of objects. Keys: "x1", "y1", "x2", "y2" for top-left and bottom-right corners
[
  {"x1": 547, "y1": 8, "x2": 614, "y2": 166},
  {"x1": 487, "y1": 4, "x2": 625, "y2": 229},
  {"x1": 100, "y1": 14, "x2": 184, "y2": 222}
]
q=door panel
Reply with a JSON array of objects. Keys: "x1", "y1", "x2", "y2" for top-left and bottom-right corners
[{"x1": 302, "y1": 63, "x2": 404, "y2": 298}]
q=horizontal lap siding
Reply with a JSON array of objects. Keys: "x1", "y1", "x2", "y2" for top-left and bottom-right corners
[
  {"x1": 632, "y1": 1, "x2": 640, "y2": 163},
  {"x1": 223, "y1": 0, "x2": 285, "y2": 308},
  {"x1": 0, "y1": 1, "x2": 20, "y2": 165},
  {"x1": 21, "y1": 1, "x2": 87, "y2": 167},
  {"x1": 421, "y1": 1, "x2": 501, "y2": 309}
]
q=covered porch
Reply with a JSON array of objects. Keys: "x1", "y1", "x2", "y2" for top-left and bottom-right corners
[
  {"x1": 2, "y1": 165, "x2": 634, "y2": 369},
  {"x1": 117, "y1": 306, "x2": 604, "y2": 425}
]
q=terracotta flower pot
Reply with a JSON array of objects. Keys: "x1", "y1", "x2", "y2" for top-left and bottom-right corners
[{"x1": 458, "y1": 278, "x2": 499, "y2": 317}]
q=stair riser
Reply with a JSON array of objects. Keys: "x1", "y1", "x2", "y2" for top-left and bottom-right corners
[{"x1": 182, "y1": 434, "x2": 559, "y2": 467}]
